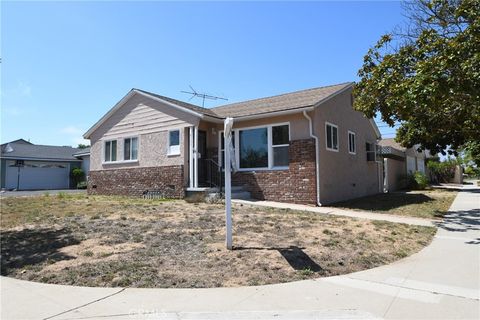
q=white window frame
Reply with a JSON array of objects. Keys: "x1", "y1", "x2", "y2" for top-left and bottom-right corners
[
  {"x1": 123, "y1": 136, "x2": 139, "y2": 162},
  {"x1": 366, "y1": 141, "x2": 377, "y2": 162},
  {"x1": 168, "y1": 129, "x2": 181, "y2": 156},
  {"x1": 218, "y1": 122, "x2": 290, "y2": 171},
  {"x1": 325, "y1": 122, "x2": 339, "y2": 152},
  {"x1": 103, "y1": 139, "x2": 117, "y2": 163},
  {"x1": 348, "y1": 131, "x2": 356, "y2": 155}
]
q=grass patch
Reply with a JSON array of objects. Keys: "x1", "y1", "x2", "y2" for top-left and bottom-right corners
[
  {"x1": 1, "y1": 194, "x2": 436, "y2": 288},
  {"x1": 332, "y1": 189, "x2": 456, "y2": 219}
]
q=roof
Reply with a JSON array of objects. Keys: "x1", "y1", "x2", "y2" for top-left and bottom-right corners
[
  {"x1": 211, "y1": 82, "x2": 354, "y2": 118},
  {"x1": 84, "y1": 82, "x2": 376, "y2": 138},
  {"x1": 1, "y1": 140, "x2": 83, "y2": 161},
  {"x1": 73, "y1": 147, "x2": 90, "y2": 157},
  {"x1": 378, "y1": 138, "x2": 407, "y2": 152}
]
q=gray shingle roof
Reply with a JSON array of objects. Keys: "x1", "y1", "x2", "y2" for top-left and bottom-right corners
[
  {"x1": 134, "y1": 89, "x2": 222, "y2": 118},
  {"x1": 211, "y1": 82, "x2": 353, "y2": 118},
  {"x1": 378, "y1": 138, "x2": 407, "y2": 152},
  {"x1": 1, "y1": 141, "x2": 82, "y2": 161},
  {"x1": 136, "y1": 82, "x2": 353, "y2": 119}
]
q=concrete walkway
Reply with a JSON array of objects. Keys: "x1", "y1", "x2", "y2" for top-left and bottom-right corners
[
  {"x1": 233, "y1": 199, "x2": 435, "y2": 227},
  {"x1": 1, "y1": 188, "x2": 479, "y2": 319}
]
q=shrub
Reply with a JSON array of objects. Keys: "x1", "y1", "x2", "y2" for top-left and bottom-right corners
[
  {"x1": 77, "y1": 181, "x2": 87, "y2": 189},
  {"x1": 405, "y1": 171, "x2": 429, "y2": 190},
  {"x1": 427, "y1": 159, "x2": 456, "y2": 183},
  {"x1": 70, "y1": 168, "x2": 85, "y2": 186}
]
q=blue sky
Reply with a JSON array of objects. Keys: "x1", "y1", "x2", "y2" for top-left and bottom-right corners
[{"x1": 2, "y1": 1, "x2": 403, "y2": 146}]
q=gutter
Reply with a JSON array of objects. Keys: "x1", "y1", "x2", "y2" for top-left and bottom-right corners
[{"x1": 303, "y1": 111, "x2": 322, "y2": 206}]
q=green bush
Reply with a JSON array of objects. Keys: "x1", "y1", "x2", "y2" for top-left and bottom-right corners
[
  {"x1": 405, "y1": 171, "x2": 429, "y2": 190},
  {"x1": 70, "y1": 168, "x2": 85, "y2": 186},
  {"x1": 77, "y1": 181, "x2": 88, "y2": 189},
  {"x1": 427, "y1": 159, "x2": 456, "y2": 183}
]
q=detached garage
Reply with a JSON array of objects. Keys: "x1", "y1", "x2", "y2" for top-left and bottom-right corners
[{"x1": 1, "y1": 139, "x2": 83, "y2": 190}]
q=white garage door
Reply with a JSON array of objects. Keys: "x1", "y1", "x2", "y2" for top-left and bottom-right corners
[{"x1": 5, "y1": 160, "x2": 70, "y2": 190}]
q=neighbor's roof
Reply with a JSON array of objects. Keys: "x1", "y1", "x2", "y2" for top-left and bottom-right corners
[
  {"x1": 0, "y1": 140, "x2": 82, "y2": 161},
  {"x1": 211, "y1": 82, "x2": 353, "y2": 118},
  {"x1": 73, "y1": 147, "x2": 90, "y2": 156},
  {"x1": 378, "y1": 138, "x2": 407, "y2": 152}
]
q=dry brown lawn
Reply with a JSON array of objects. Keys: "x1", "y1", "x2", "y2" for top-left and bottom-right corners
[{"x1": 1, "y1": 193, "x2": 436, "y2": 288}]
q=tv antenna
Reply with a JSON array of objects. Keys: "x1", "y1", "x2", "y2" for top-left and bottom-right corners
[{"x1": 181, "y1": 85, "x2": 228, "y2": 108}]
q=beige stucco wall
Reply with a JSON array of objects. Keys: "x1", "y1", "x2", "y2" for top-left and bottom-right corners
[
  {"x1": 385, "y1": 158, "x2": 406, "y2": 192},
  {"x1": 89, "y1": 93, "x2": 198, "y2": 171},
  {"x1": 311, "y1": 88, "x2": 381, "y2": 204}
]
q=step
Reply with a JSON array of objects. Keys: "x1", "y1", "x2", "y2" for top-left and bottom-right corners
[
  {"x1": 231, "y1": 185, "x2": 246, "y2": 192},
  {"x1": 231, "y1": 191, "x2": 252, "y2": 200}
]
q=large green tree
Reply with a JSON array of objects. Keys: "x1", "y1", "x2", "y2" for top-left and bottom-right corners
[{"x1": 354, "y1": 0, "x2": 479, "y2": 155}]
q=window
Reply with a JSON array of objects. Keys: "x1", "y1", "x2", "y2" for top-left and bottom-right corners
[
  {"x1": 104, "y1": 140, "x2": 117, "y2": 162},
  {"x1": 366, "y1": 142, "x2": 376, "y2": 161},
  {"x1": 219, "y1": 123, "x2": 290, "y2": 170},
  {"x1": 124, "y1": 137, "x2": 138, "y2": 161},
  {"x1": 326, "y1": 122, "x2": 338, "y2": 151},
  {"x1": 168, "y1": 130, "x2": 180, "y2": 155},
  {"x1": 348, "y1": 131, "x2": 356, "y2": 154},
  {"x1": 239, "y1": 127, "x2": 268, "y2": 168},
  {"x1": 272, "y1": 124, "x2": 289, "y2": 167}
]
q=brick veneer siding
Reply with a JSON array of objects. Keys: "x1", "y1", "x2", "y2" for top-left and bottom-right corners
[
  {"x1": 87, "y1": 165, "x2": 184, "y2": 198},
  {"x1": 232, "y1": 138, "x2": 317, "y2": 204}
]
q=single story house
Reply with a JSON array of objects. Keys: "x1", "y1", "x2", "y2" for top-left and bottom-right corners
[
  {"x1": 84, "y1": 82, "x2": 383, "y2": 205},
  {"x1": 0, "y1": 139, "x2": 88, "y2": 190},
  {"x1": 378, "y1": 138, "x2": 430, "y2": 192}
]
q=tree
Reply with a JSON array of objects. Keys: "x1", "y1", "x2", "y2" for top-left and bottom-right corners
[
  {"x1": 354, "y1": 0, "x2": 479, "y2": 156},
  {"x1": 77, "y1": 144, "x2": 90, "y2": 149}
]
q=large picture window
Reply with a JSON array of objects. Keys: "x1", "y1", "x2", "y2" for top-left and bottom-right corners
[
  {"x1": 104, "y1": 140, "x2": 117, "y2": 162},
  {"x1": 124, "y1": 137, "x2": 138, "y2": 160},
  {"x1": 219, "y1": 123, "x2": 290, "y2": 170},
  {"x1": 239, "y1": 127, "x2": 268, "y2": 169},
  {"x1": 325, "y1": 122, "x2": 338, "y2": 151}
]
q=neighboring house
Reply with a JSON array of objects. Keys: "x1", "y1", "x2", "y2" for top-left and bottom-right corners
[
  {"x1": 83, "y1": 82, "x2": 383, "y2": 205},
  {"x1": 73, "y1": 147, "x2": 91, "y2": 176},
  {"x1": 0, "y1": 139, "x2": 87, "y2": 190},
  {"x1": 378, "y1": 138, "x2": 430, "y2": 192}
]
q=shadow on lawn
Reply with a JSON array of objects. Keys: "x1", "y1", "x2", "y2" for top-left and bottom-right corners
[
  {"x1": 331, "y1": 192, "x2": 434, "y2": 211},
  {"x1": 0, "y1": 227, "x2": 79, "y2": 275},
  {"x1": 234, "y1": 245, "x2": 322, "y2": 272}
]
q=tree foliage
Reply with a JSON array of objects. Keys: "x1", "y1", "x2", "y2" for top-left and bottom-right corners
[{"x1": 354, "y1": 0, "x2": 480, "y2": 155}]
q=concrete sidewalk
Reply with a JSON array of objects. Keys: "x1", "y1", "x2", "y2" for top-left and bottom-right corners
[
  {"x1": 1, "y1": 188, "x2": 479, "y2": 320},
  {"x1": 233, "y1": 199, "x2": 435, "y2": 227}
]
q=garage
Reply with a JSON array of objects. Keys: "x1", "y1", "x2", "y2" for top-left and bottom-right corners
[
  {"x1": 5, "y1": 160, "x2": 70, "y2": 190},
  {"x1": 1, "y1": 139, "x2": 84, "y2": 191}
]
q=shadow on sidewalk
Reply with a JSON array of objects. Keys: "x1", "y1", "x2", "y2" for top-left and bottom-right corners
[{"x1": 434, "y1": 209, "x2": 480, "y2": 233}]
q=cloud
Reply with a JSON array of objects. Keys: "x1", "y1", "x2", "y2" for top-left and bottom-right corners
[
  {"x1": 61, "y1": 126, "x2": 89, "y2": 147},
  {"x1": 18, "y1": 81, "x2": 32, "y2": 97},
  {"x1": 2, "y1": 105, "x2": 36, "y2": 116}
]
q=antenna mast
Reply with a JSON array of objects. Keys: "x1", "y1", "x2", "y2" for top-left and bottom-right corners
[{"x1": 181, "y1": 86, "x2": 228, "y2": 107}]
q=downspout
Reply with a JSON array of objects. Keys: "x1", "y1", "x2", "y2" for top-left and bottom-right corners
[{"x1": 303, "y1": 111, "x2": 322, "y2": 206}]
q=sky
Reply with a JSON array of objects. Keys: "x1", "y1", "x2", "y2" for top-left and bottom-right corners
[{"x1": 1, "y1": 1, "x2": 404, "y2": 147}]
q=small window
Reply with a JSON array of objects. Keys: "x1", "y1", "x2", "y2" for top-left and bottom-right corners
[
  {"x1": 366, "y1": 142, "x2": 376, "y2": 161},
  {"x1": 168, "y1": 130, "x2": 180, "y2": 155},
  {"x1": 272, "y1": 124, "x2": 289, "y2": 167},
  {"x1": 104, "y1": 140, "x2": 117, "y2": 162},
  {"x1": 124, "y1": 137, "x2": 138, "y2": 161},
  {"x1": 325, "y1": 123, "x2": 338, "y2": 151},
  {"x1": 348, "y1": 131, "x2": 356, "y2": 154}
]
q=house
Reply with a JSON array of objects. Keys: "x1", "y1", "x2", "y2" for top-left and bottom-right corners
[
  {"x1": 83, "y1": 82, "x2": 383, "y2": 205},
  {"x1": 378, "y1": 138, "x2": 429, "y2": 192},
  {"x1": 0, "y1": 139, "x2": 87, "y2": 190}
]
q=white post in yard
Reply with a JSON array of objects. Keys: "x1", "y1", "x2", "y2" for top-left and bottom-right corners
[{"x1": 224, "y1": 117, "x2": 234, "y2": 250}]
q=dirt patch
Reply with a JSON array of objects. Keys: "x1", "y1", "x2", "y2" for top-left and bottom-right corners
[{"x1": 1, "y1": 194, "x2": 436, "y2": 288}]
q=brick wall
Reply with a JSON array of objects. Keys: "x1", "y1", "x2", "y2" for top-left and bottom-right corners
[
  {"x1": 87, "y1": 165, "x2": 184, "y2": 198},
  {"x1": 232, "y1": 139, "x2": 317, "y2": 204}
]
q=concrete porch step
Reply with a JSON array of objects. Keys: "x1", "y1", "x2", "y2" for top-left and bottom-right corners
[{"x1": 231, "y1": 190, "x2": 252, "y2": 200}]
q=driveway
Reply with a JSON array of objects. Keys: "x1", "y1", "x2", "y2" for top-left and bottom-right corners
[
  {"x1": 1, "y1": 187, "x2": 479, "y2": 320},
  {"x1": 0, "y1": 189, "x2": 86, "y2": 198}
]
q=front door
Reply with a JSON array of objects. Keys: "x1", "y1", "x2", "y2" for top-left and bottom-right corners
[{"x1": 197, "y1": 130, "x2": 207, "y2": 187}]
